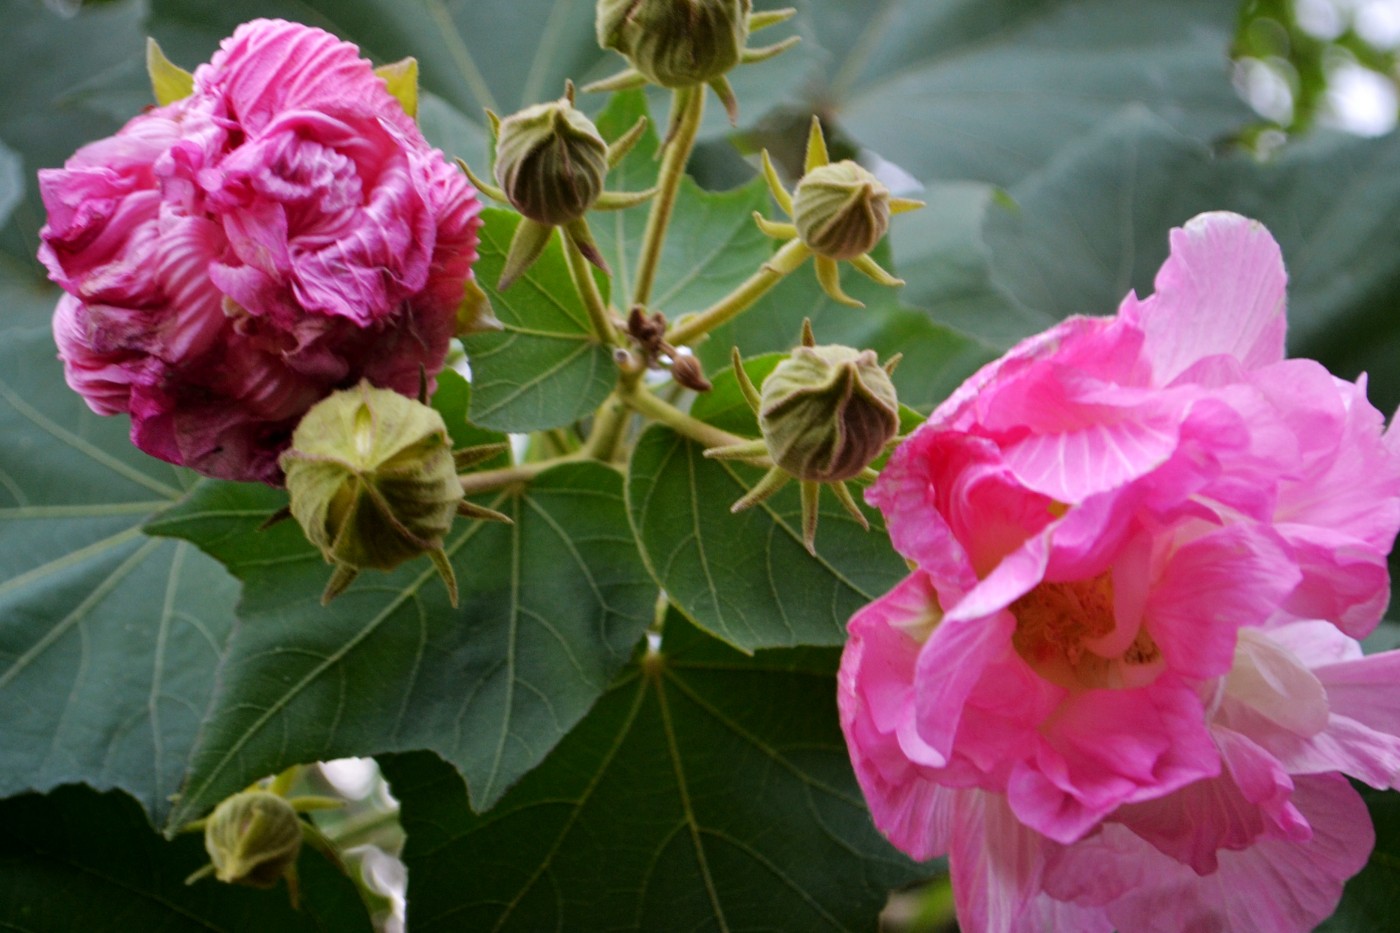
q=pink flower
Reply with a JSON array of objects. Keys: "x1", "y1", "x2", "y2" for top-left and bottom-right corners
[
  {"x1": 39, "y1": 20, "x2": 480, "y2": 483},
  {"x1": 839, "y1": 212, "x2": 1400, "y2": 931}
]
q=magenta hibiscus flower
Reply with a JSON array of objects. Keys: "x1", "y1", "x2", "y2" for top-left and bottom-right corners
[
  {"x1": 39, "y1": 20, "x2": 480, "y2": 483},
  {"x1": 839, "y1": 211, "x2": 1400, "y2": 931}
]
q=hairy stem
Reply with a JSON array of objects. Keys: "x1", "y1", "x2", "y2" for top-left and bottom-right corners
[
  {"x1": 665, "y1": 238, "x2": 811, "y2": 346},
  {"x1": 459, "y1": 455, "x2": 581, "y2": 496},
  {"x1": 620, "y1": 382, "x2": 745, "y2": 450},
  {"x1": 563, "y1": 227, "x2": 621, "y2": 346},
  {"x1": 632, "y1": 85, "x2": 705, "y2": 308}
]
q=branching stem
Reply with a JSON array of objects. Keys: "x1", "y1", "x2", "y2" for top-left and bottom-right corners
[
  {"x1": 665, "y1": 238, "x2": 810, "y2": 346},
  {"x1": 632, "y1": 86, "x2": 705, "y2": 308}
]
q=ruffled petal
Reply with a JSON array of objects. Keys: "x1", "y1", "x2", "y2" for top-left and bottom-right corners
[{"x1": 1123, "y1": 211, "x2": 1288, "y2": 384}]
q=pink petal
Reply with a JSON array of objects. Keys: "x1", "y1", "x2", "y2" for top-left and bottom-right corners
[
  {"x1": 1145, "y1": 523, "x2": 1301, "y2": 679},
  {"x1": 1102, "y1": 773, "x2": 1370, "y2": 933},
  {"x1": 1113, "y1": 727, "x2": 1305, "y2": 874},
  {"x1": 839, "y1": 574, "x2": 955, "y2": 859},
  {"x1": 197, "y1": 19, "x2": 412, "y2": 135},
  {"x1": 1006, "y1": 675, "x2": 1218, "y2": 844},
  {"x1": 948, "y1": 790, "x2": 1057, "y2": 933},
  {"x1": 1123, "y1": 211, "x2": 1287, "y2": 384}
]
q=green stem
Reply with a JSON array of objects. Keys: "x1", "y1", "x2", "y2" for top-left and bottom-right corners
[
  {"x1": 563, "y1": 225, "x2": 621, "y2": 346},
  {"x1": 632, "y1": 86, "x2": 705, "y2": 308},
  {"x1": 584, "y1": 390, "x2": 632, "y2": 463},
  {"x1": 620, "y1": 382, "x2": 745, "y2": 450},
  {"x1": 459, "y1": 455, "x2": 580, "y2": 496},
  {"x1": 665, "y1": 238, "x2": 811, "y2": 346}
]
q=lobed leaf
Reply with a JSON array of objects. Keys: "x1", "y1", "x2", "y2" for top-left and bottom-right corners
[
  {"x1": 149, "y1": 459, "x2": 656, "y2": 826},
  {"x1": 0, "y1": 327, "x2": 239, "y2": 823},
  {"x1": 382, "y1": 611, "x2": 928, "y2": 932},
  {"x1": 626, "y1": 425, "x2": 908, "y2": 651}
]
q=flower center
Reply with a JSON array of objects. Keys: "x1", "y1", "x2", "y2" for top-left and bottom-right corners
[{"x1": 1011, "y1": 573, "x2": 1162, "y2": 690}]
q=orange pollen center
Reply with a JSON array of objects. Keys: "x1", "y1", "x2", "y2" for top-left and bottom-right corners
[{"x1": 1010, "y1": 573, "x2": 1162, "y2": 690}]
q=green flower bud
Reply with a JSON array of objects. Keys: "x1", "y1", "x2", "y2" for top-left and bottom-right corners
[
  {"x1": 792, "y1": 161, "x2": 891, "y2": 260},
  {"x1": 280, "y1": 382, "x2": 463, "y2": 599},
  {"x1": 596, "y1": 0, "x2": 751, "y2": 88},
  {"x1": 203, "y1": 790, "x2": 302, "y2": 888},
  {"x1": 759, "y1": 345, "x2": 899, "y2": 482},
  {"x1": 494, "y1": 95, "x2": 609, "y2": 226}
]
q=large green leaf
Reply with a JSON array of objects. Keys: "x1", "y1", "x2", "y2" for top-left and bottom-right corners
[
  {"x1": 0, "y1": 784, "x2": 371, "y2": 932},
  {"x1": 462, "y1": 209, "x2": 617, "y2": 432},
  {"x1": 149, "y1": 459, "x2": 655, "y2": 826},
  {"x1": 627, "y1": 424, "x2": 907, "y2": 651},
  {"x1": 0, "y1": 327, "x2": 240, "y2": 823},
  {"x1": 978, "y1": 109, "x2": 1400, "y2": 415},
  {"x1": 800, "y1": 0, "x2": 1250, "y2": 184},
  {"x1": 382, "y1": 612, "x2": 926, "y2": 931}
]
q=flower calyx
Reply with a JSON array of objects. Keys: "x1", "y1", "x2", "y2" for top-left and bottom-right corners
[
  {"x1": 278, "y1": 381, "x2": 511, "y2": 606},
  {"x1": 589, "y1": 1, "x2": 799, "y2": 125},
  {"x1": 705, "y1": 320, "x2": 900, "y2": 553},
  {"x1": 182, "y1": 768, "x2": 344, "y2": 906},
  {"x1": 754, "y1": 117, "x2": 922, "y2": 307},
  {"x1": 624, "y1": 306, "x2": 712, "y2": 392},
  {"x1": 462, "y1": 81, "x2": 656, "y2": 290}
]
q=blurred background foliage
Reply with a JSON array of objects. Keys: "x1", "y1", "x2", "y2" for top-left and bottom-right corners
[{"x1": 3, "y1": 1, "x2": 1400, "y2": 931}]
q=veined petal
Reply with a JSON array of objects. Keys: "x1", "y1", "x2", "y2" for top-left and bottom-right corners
[{"x1": 1124, "y1": 212, "x2": 1287, "y2": 384}]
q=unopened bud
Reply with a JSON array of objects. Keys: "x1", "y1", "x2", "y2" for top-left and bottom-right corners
[
  {"x1": 596, "y1": 0, "x2": 750, "y2": 88},
  {"x1": 494, "y1": 95, "x2": 609, "y2": 225},
  {"x1": 280, "y1": 381, "x2": 463, "y2": 601},
  {"x1": 759, "y1": 345, "x2": 898, "y2": 482},
  {"x1": 792, "y1": 161, "x2": 891, "y2": 260},
  {"x1": 203, "y1": 791, "x2": 302, "y2": 889}
]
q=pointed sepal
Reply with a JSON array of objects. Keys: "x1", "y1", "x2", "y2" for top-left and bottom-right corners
[
  {"x1": 709, "y1": 75, "x2": 739, "y2": 125},
  {"x1": 453, "y1": 442, "x2": 511, "y2": 471},
  {"x1": 457, "y1": 277, "x2": 504, "y2": 335},
  {"x1": 731, "y1": 465, "x2": 791, "y2": 513},
  {"x1": 582, "y1": 67, "x2": 648, "y2": 94},
  {"x1": 760, "y1": 150, "x2": 794, "y2": 216},
  {"x1": 749, "y1": 7, "x2": 797, "y2": 31},
  {"x1": 829, "y1": 479, "x2": 870, "y2": 531},
  {"x1": 428, "y1": 548, "x2": 460, "y2": 607},
  {"x1": 753, "y1": 212, "x2": 797, "y2": 240},
  {"x1": 804, "y1": 115, "x2": 830, "y2": 173},
  {"x1": 456, "y1": 158, "x2": 507, "y2": 204},
  {"x1": 741, "y1": 35, "x2": 801, "y2": 64},
  {"x1": 849, "y1": 252, "x2": 905, "y2": 288},
  {"x1": 375, "y1": 57, "x2": 420, "y2": 119},
  {"x1": 146, "y1": 38, "x2": 194, "y2": 106},
  {"x1": 799, "y1": 480, "x2": 822, "y2": 555},
  {"x1": 814, "y1": 255, "x2": 862, "y2": 307},
  {"x1": 563, "y1": 217, "x2": 610, "y2": 275},
  {"x1": 607, "y1": 115, "x2": 649, "y2": 167},
  {"x1": 732, "y1": 346, "x2": 763, "y2": 412},
  {"x1": 704, "y1": 438, "x2": 771, "y2": 463},
  {"x1": 594, "y1": 186, "x2": 659, "y2": 211},
  {"x1": 497, "y1": 218, "x2": 556, "y2": 291}
]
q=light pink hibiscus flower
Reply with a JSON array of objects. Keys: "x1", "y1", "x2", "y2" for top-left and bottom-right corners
[
  {"x1": 839, "y1": 211, "x2": 1400, "y2": 931},
  {"x1": 39, "y1": 19, "x2": 480, "y2": 483}
]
